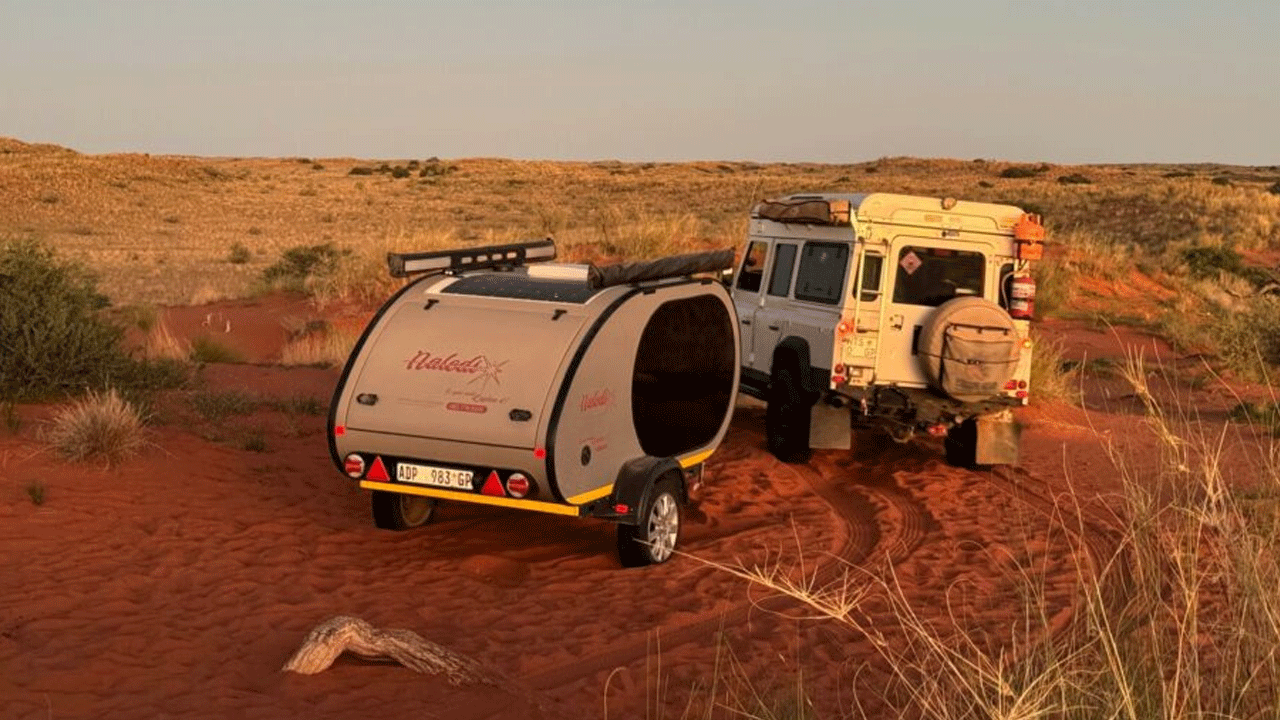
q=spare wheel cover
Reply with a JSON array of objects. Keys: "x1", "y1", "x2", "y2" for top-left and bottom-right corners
[{"x1": 917, "y1": 297, "x2": 1020, "y2": 402}]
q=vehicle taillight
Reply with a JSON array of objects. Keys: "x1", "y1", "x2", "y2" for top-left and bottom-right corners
[
  {"x1": 506, "y1": 473, "x2": 531, "y2": 498},
  {"x1": 1018, "y1": 380, "x2": 1027, "y2": 389},
  {"x1": 1004, "y1": 380, "x2": 1018, "y2": 390},
  {"x1": 334, "y1": 425, "x2": 346, "y2": 436},
  {"x1": 533, "y1": 447, "x2": 546, "y2": 460},
  {"x1": 344, "y1": 453, "x2": 365, "y2": 478}
]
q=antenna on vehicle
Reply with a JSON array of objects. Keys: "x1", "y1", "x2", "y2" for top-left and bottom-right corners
[{"x1": 387, "y1": 238, "x2": 556, "y2": 278}]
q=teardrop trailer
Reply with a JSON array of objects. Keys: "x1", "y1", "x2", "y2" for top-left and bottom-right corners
[{"x1": 328, "y1": 240, "x2": 739, "y2": 566}]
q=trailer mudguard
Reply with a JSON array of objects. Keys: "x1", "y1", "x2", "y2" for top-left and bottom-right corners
[{"x1": 610, "y1": 455, "x2": 684, "y2": 525}]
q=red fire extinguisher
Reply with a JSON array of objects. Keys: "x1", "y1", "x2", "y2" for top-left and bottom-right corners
[{"x1": 1009, "y1": 276, "x2": 1036, "y2": 320}]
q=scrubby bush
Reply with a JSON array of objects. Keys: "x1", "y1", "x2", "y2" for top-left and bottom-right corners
[
  {"x1": 999, "y1": 166, "x2": 1039, "y2": 179},
  {"x1": 260, "y1": 243, "x2": 351, "y2": 293},
  {"x1": 226, "y1": 242, "x2": 251, "y2": 264},
  {"x1": 347, "y1": 166, "x2": 374, "y2": 176},
  {"x1": 390, "y1": 166, "x2": 411, "y2": 179},
  {"x1": 1182, "y1": 244, "x2": 1244, "y2": 278},
  {"x1": 44, "y1": 389, "x2": 146, "y2": 465},
  {"x1": 1, "y1": 239, "x2": 128, "y2": 398},
  {"x1": 1056, "y1": 173, "x2": 1092, "y2": 185},
  {"x1": 1211, "y1": 175, "x2": 1233, "y2": 186},
  {"x1": 1163, "y1": 170, "x2": 1194, "y2": 178},
  {"x1": 1268, "y1": 181, "x2": 1280, "y2": 195}
]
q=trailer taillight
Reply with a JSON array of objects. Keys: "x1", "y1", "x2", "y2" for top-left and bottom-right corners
[
  {"x1": 344, "y1": 453, "x2": 365, "y2": 478},
  {"x1": 533, "y1": 447, "x2": 546, "y2": 460},
  {"x1": 334, "y1": 425, "x2": 346, "y2": 436},
  {"x1": 506, "y1": 473, "x2": 531, "y2": 498}
]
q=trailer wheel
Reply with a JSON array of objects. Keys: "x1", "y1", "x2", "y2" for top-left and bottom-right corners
[
  {"x1": 945, "y1": 419, "x2": 979, "y2": 469},
  {"x1": 766, "y1": 364, "x2": 811, "y2": 463},
  {"x1": 371, "y1": 490, "x2": 437, "y2": 530},
  {"x1": 617, "y1": 477, "x2": 683, "y2": 567}
]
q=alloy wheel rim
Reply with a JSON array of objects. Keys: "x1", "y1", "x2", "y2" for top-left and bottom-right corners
[{"x1": 647, "y1": 494, "x2": 679, "y2": 562}]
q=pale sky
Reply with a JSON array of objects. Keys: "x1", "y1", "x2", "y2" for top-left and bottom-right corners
[{"x1": 2, "y1": 0, "x2": 1277, "y2": 164}]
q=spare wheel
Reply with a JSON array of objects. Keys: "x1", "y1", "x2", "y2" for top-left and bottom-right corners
[{"x1": 917, "y1": 297, "x2": 1020, "y2": 402}]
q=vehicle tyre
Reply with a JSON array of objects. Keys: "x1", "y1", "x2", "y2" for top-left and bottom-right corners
[
  {"x1": 944, "y1": 419, "x2": 979, "y2": 469},
  {"x1": 617, "y1": 477, "x2": 683, "y2": 567},
  {"x1": 371, "y1": 490, "x2": 437, "y2": 530},
  {"x1": 766, "y1": 364, "x2": 812, "y2": 463}
]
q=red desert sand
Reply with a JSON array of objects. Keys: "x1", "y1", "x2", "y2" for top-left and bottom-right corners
[{"x1": 0, "y1": 298, "x2": 1267, "y2": 719}]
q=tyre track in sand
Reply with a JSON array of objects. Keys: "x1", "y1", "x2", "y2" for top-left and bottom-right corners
[
  {"x1": 526, "y1": 422, "x2": 935, "y2": 694},
  {"x1": 527, "y1": 420, "x2": 1128, "y2": 705}
]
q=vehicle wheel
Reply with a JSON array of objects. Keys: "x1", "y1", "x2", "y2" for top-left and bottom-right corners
[
  {"x1": 371, "y1": 490, "x2": 437, "y2": 530},
  {"x1": 766, "y1": 364, "x2": 811, "y2": 463},
  {"x1": 945, "y1": 419, "x2": 979, "y2": 469},
  {"x1": 617, "y1": 477, "x2": 683, "y2": 567}
]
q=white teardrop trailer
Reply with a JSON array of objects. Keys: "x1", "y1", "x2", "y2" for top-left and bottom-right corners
[{"x1": 328, "y1": 240, "x2": 740, "y2": 566}]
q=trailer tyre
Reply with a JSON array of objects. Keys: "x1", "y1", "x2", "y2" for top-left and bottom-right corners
[
  {"x1": 617, "y1": 477, "x2": 683, "y2": 567},
  {"x1": 766, "y1": 364, "x2": 811, "y2": 463},
  {"x1": 371, "y1": 490, "x2": 437, "y2": 530}
]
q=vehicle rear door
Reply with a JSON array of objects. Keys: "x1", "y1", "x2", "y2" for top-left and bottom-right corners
[{"x1": 878, "y1": 237, "x2": 994, "y2": 386}]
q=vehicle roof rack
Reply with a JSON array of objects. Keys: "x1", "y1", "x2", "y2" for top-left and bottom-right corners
[
  {"x1": 587, "y1": 248, "x2": 735, "y2": 289},
  {"x1": 387, "y1": 238, "x2": 556, "y2": 278}
]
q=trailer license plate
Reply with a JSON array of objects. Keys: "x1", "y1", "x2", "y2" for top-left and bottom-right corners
[{"x1": 396, "y1": 463, "x2": 474, "y2": 490}]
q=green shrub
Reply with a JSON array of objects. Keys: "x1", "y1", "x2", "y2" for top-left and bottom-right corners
[
  {"x1": 418, "y1": 161, "x2": 455, "y2": 178},
  {"x1": 1181, "y1": 245, "x2": 1243, "y2": 278},
  {"x1": 1, "y1": 239, "x2": 133, "y2": 399},
  {"x1": 999, "y1": 166, "x2": 1040, "y2": 179},
  {"x1": 347, "y1": 166, "x2": 374, "y2": 176},
  {"x1": 260, "y1": 243, "x2": 350, "y2": 293},
  {"x1": 1056, "y1": 173, "x2": 1092, "y2": 185},
  {"x1": 390, "y1": 166, "x2": 411, "y2": 179},
  {"x1": 227, "y1": 242, "x2": 251, "y2": 264},
  {"x1": 189, "y1": 336, "x2": 244, "y2": 364}
]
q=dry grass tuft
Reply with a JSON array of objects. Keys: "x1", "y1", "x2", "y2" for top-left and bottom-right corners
[
  {"x1": 280, "y1": 324, "x2": 360, "y2": 368},
  {"x1": 44, "y1": 389, "x2": 146, "y2": 465},
  {"x1": 140, "y1": 320, "x2": 192, "y2": 361}
]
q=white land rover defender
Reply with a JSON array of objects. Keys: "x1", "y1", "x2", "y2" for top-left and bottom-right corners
[{"x1": 731, "y1": 193, "x2": 1044, "y2": 467}]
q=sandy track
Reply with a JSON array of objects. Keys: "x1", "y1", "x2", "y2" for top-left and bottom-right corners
[{"x1": 2, "y1": 368, "x2": 1122, "y2": 719}]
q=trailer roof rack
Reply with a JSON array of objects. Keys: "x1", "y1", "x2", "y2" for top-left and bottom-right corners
[{"x1": 387, "y1": 238, "x2": 556, "y2": 278}]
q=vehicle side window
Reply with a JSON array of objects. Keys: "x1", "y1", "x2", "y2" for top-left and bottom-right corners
[
  {"x1": 767, "y1": 243, "x2": 797, "y2": 297},
  {"x1": 858, "y1": 253, "x2": 884, "y2": 302},
  {"x1": 892, "y1": 246, "x2": 986, "y2": 307},
  {"x1": 735, "y1": 241, "x2": 769, "y2": 293},
  {"x1": 794, "y1": 242, "x2": 850, "y2": 305}
]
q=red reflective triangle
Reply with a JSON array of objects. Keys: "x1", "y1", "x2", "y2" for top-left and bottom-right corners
[
  {"x1": 480, "y1": 471, "x2": 505, "y2": 497},
  {"x1": 367, "y1": 456, "x2": 390, "y2": 482}
]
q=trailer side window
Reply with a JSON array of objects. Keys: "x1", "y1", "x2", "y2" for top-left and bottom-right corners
[
  {"x1": 858, "y1": 253, "x2": 884, "y2": 302},
  {"x1": 892, "y1": 246, "x2": 986, "y2": 307},
  {"x1": 767, "y1": 243, "x2": 797, "y2": 297},
  {"x1": 735, "y1": 241, "x2": 769, "y2": 293},
  {"x1": 794, "y1": 242, "x2": 849, "y2": 305}
]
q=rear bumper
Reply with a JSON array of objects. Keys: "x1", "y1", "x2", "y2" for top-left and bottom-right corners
[{"x1": 360, "y1": 480, "x2": 584, "y2": 517}]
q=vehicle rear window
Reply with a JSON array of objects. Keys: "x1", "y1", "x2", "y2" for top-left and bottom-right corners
[
  {"x1": 735, "y1": 241, "x2": 769, "y2": 293},
  {"x1": 794, "y1": 242, "x2": 849, "y2": 305},
  {"x1": 859, "y1": 253, "x2": 884, "y2": 302},
  {"x1": 767, "y1": 243, "x2": 797, "y2": 297},
  {"x1": 892, "y1": 246, "x2": 986, "y2": 307}
]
